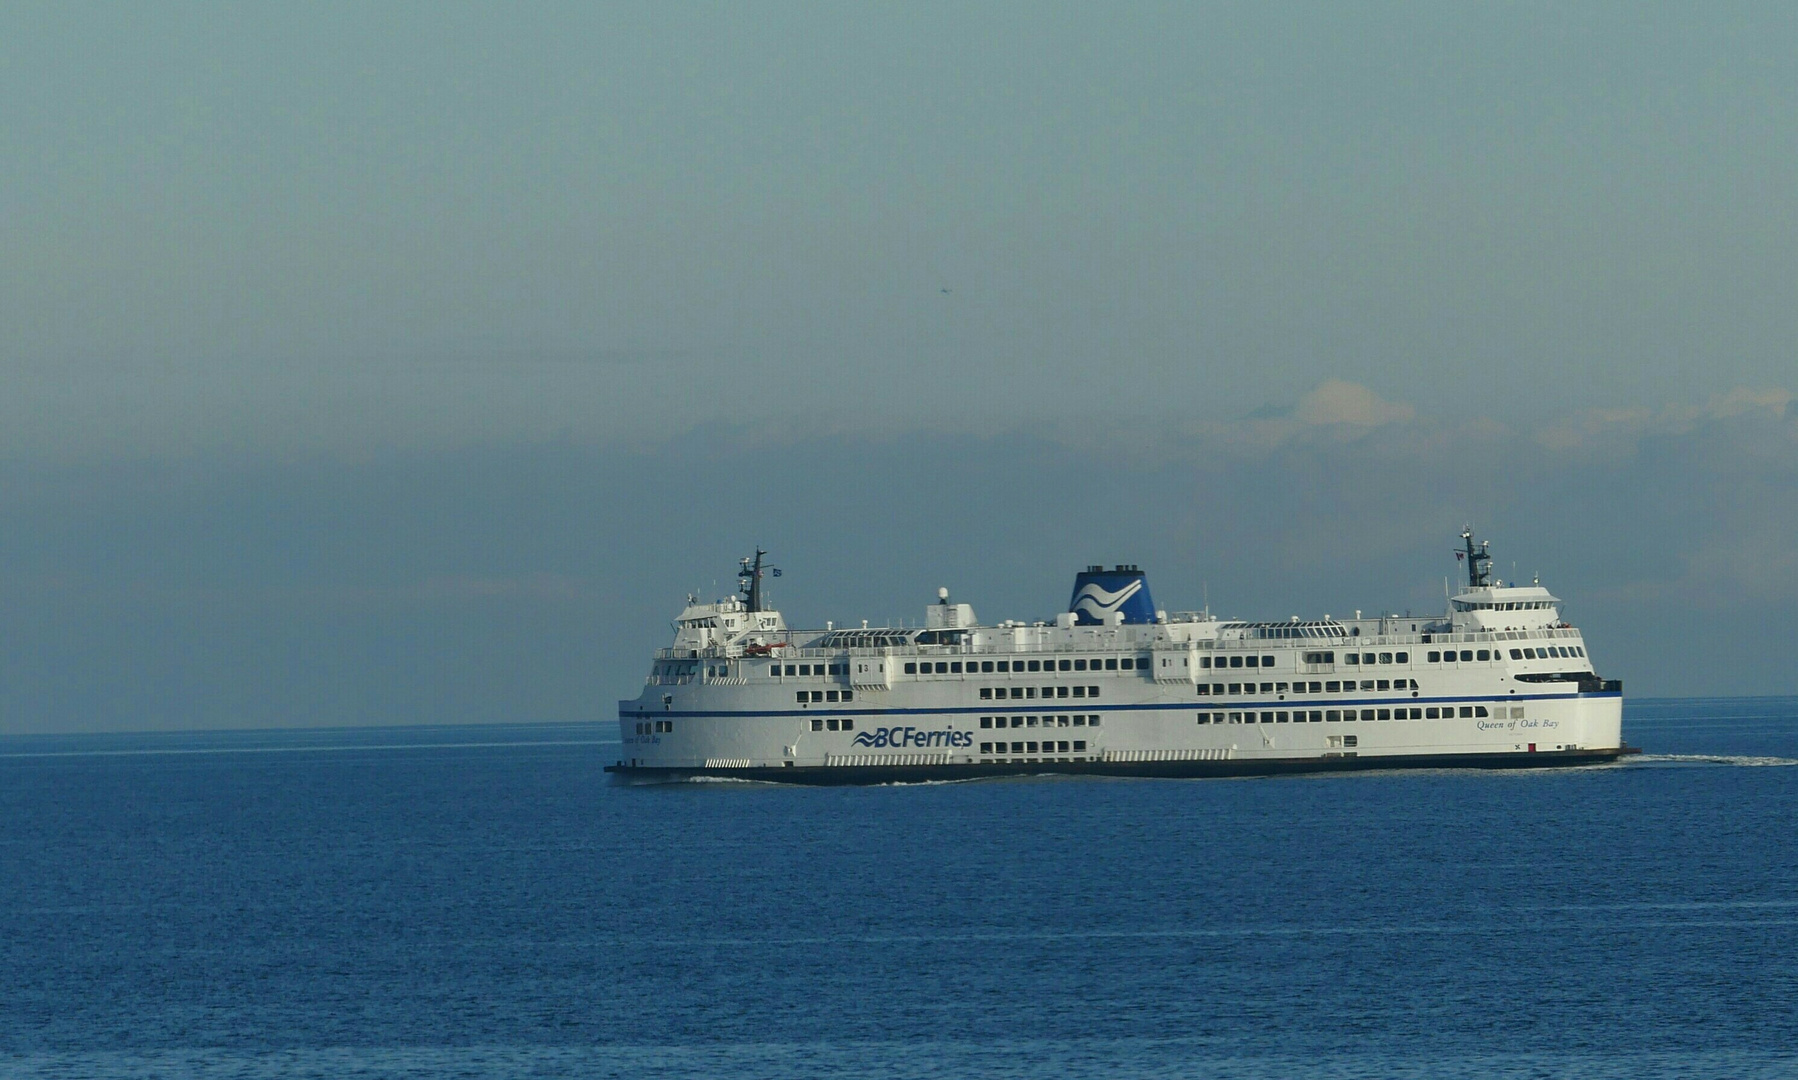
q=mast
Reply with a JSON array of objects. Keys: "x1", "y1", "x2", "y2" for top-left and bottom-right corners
[
  {"x1": 1459, "y1": 528, "x2": 1493, "y2": 588},
  {"x1": 738, "y1": 548, "x2": 777, "y2": 613}
]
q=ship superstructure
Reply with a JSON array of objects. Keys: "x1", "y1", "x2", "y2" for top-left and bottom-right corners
[{"x1": 608, "y1": 534, "x2": 1629, "y2": 783}]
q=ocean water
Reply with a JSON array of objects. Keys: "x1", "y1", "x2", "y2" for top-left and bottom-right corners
[{"x1": 1, "y1": 699, "x2": 1795, "y2": 1079}]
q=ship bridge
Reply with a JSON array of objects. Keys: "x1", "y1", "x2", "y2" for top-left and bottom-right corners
[{"x1": 1449, "y1": 585, "x2": 1562, "y2": 633}]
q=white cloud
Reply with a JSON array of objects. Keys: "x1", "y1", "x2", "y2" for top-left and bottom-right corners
[{"x1": 1291, "y1": 380, "x2": 1416, "y2": 427}]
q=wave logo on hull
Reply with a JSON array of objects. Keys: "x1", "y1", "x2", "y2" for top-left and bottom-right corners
[
  {"x1": 1067, "y1": 568, "x2": 1158, "y2": 625},
  {"x1": 1071, "y1": 580, "x2": 1143, "y2": 621},
  {"x1": 851, "y1": 727, "x2": 974, "y2": 749}
]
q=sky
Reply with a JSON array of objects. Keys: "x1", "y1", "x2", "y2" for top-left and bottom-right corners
[{"x1": 2, "y1": 2, "x2": 1795, "y2": 731}]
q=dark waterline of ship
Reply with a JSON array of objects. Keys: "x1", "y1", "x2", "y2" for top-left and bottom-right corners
[{"x1": 1, "y1": 698, "x2": 1794, "y2": 1078}]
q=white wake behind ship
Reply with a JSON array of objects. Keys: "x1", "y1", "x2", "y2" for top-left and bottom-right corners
[{"x1": 608, "y1": 532, "x2": 1630, "y2": 783}]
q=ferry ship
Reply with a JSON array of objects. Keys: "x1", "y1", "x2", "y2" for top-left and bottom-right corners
[{"x1": 607, "y1": 532, "x2": 1630, "y2": 783}]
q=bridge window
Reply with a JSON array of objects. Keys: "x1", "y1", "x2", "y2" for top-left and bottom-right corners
[
  {"x1": 904, "y1": 662, "x2": 917, "y2": 674},
  {"x1": 1344, "y1": 654, "x2": 1359, "y2": 666}
]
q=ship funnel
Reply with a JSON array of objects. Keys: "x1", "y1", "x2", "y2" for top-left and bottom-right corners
[{"x1": 1067, "y1": 565, "x2": 1158, "y2": 625}]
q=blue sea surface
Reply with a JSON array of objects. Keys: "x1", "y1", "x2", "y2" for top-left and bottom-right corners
[{"x1": 1, "y1": 698, "x2": 1795, "y2": 1078}]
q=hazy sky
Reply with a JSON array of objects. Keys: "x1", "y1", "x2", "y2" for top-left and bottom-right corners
[{"x1": 3, "y1": 3, "x2": 1795, "y2": 730}]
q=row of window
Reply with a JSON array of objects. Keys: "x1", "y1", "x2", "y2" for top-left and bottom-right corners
[
  {"x1": 780, "y1": 661, "x2": 841, "y2": 679},
  {"x1": 981, "y1": 740, "x2": 1088, "y2": 754},
  {"x1": 796, "y1": 690, "x2": 855, "y2": 703},
  {"x1": 1205, "y1": 654, "x2": 1278, "y2": 669},
  {"x1": 1453, "y1": 600, "x2": 1554, "y2": 611},
  {"x1": 809, "y1": 718, "x2": 856, "y2": 731},
  {"x1": 979, "y1": 685, "x2": 1102, "y2": 700},
  {"x1": 1197, "y1": 679, "x2": 1419, "y2": 696},
  {"x1": 632, "y1": 720, "x2": 674, "y2": 734},
  {"x1": 904, "y1": 657, "x2": 1141, "y2": 675},
  {"x1": 1511, "y1": 645, "x2": 1583, "y2": 661},
  {"x1": 760, "y1": 644, "x2": 1580, "y2": 682},
  {"x1": 978, "y1": 714, "x2": 1102, "y2": 729},
  {"x1": 1197, "y1": 704, "x2": 1494, "y2": 724}
]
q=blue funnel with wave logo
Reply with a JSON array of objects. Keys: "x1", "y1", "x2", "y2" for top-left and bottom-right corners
[{"x1": 1068, "y1": 565, "x2": 1157, "y2": 625}]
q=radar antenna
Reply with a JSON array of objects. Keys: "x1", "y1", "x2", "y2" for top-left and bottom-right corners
[
  {"x1": 1457, "y1": 527, "x2": 1493, "y2": 588},
  {"x1": 737, "y1": 548, "x2": 780, "y2": 612}
]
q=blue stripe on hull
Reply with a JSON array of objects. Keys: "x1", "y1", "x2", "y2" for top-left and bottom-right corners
[{"x1": 620, "y1": 690, "x2": 1622, "y2": 721}]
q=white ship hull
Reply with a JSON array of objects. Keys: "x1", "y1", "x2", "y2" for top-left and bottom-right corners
[{"x1": 608, "y1": 541, "x2": 1632, "y2": 783}]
